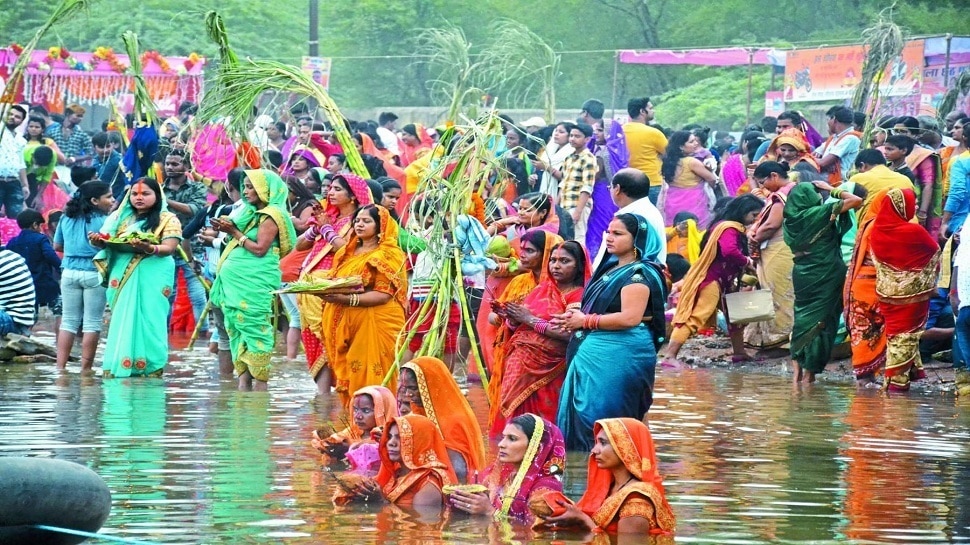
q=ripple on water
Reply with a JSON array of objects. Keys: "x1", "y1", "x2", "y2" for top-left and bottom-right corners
[{"x1": 1, "y1": 344, "x2": 969, "y2": 543}]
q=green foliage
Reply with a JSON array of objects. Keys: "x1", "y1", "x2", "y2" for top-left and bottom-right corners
[
  {"x1": 0, "y1": 0, "x2": 963, "y2": 128},
  {"x1": 654, "y1": 69, "x2": 770, "y2": 131}
]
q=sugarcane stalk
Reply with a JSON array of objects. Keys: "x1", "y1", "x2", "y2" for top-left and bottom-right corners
[{"x1": 185, "y1": 300, "x2": 212, "y2": 350}]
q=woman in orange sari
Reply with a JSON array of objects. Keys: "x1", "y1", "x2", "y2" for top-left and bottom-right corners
[
  {"x1": 336, "y1": 414, "x2": 457, "y2": 508},
  {"x1": 297, "y1": 173, "x2": 373, "y2": 394},
  {"x1": 400, "y1": 356, "x2": 487, "y2": 482},
  {"x1": 761, "y1": 128, "x2": 821, "y2": 173},
  {"x1": 543, "y1": 418, "x2": 675, "y2": 536},
  {"x1": 845, "y1": 188, "x2": 890, "y2": 387},
  {"x1": 869, "y1": 188, "x2": 941, "y2": 391},
  {"x1": 311, "y1": 385, "x2": 398, "y2": 475},
  {"x1": 399, "y1": 123, "x2": 433, "y2": 167},
  {"x1": 319, "y1": 205, "x2": 407, "y2": 405},
  {"x1": 487, "y1": 237, "x2": 584, "y2": 436}
]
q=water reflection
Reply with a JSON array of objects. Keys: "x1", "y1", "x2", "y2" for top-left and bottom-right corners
[{"x1": 0, "y1": 338, "x2": 968, "y2": 543}]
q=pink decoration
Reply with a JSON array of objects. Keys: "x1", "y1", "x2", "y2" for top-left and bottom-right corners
[
  {"x1": 618, "y1": 47, "x2": 783, "y2": 67},
  {"x1": 191, "y1": 124, "x2": 236, "y2": 182}
]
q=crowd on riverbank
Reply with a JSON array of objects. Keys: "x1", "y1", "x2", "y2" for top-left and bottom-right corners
[{"x1": 0, "y1": 94, "x2": 968, "y2": 535}]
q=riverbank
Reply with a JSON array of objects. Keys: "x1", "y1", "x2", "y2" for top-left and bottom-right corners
[{"x1": 675, "y1": 334, "x2": 960, "y2": 395}]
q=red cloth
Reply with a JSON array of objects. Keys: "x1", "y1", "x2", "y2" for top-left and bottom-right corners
[
  {"x1": 169, "y1": 269, "x2": 196, "y2": 333},
  {"x1": 869, "y1": 189, "x2": 938, "y2": 270}
]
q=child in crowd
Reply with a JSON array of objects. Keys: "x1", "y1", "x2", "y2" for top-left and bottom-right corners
[
  {"x1": 665, "y1": 211, "x2": 702, "y2": 264},
  {"x1": 92, "y1": 131, "x2": 125, "y2": 200},
  {"x1": 883, "y1": 134, "x2": 917, "y2": 186},
  {"x1": 4, "y1": 209, "x2": 62, "y2": 328}
]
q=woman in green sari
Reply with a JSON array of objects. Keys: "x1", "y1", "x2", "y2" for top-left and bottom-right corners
[
  {"x1": 210, "y1": 169, "x2": 296, "y2": 391},
  {"x1": 91, "y1": 178, "x2": 182, "y2": 378},
  {"x1": 783, "y1": 181, "x2": 862, "y2": 384}
]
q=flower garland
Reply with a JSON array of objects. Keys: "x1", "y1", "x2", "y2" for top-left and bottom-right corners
[
  {"x1": 140, "y1": 50, "x2": 171, "y2": 73},
  {"x1": 91, "y1": 46, "x2": 128, "y2": 74}
]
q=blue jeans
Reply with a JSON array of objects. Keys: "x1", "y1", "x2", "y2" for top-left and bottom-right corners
[
  {"x1": 955, "y1": 307, "x2": 970, "y2": 370},
  {"x1": 0, "y1": 309, "x2": 30, "y2": 336},
  {"x1": 171, "y1": 259, "x2": 208, "y2": 331},
  {"x1": 648, "y1": 185, "x2": 661, "y2": 205},
  {"x1": 0, "y1": 178, "x2": 24, "y2": 218}
]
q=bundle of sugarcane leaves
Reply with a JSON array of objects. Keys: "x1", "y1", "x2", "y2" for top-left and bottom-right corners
[{"x1": 276, "y1": 276, "x2": 364, "y2": 295}]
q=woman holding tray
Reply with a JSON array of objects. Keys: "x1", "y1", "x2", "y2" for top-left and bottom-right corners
[
  {"x1": 297, "y1": 173, "x2": 373, "y2": 395},
  {"x1": 209, "y1": 169, "x2": 296, "y2": 391},
  {"x1": 91, "y1": 178, "x2": 182, "y2": 378},
  {"x1": 319, "y1": 204, "x2": 407, "y2": 406}
]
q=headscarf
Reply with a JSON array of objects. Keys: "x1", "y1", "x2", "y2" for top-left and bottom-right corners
[
  {"x1": 376, "y1": 414, "x2": 458, "y2": 503},
  {"x1": 401, "y1": 356, "x2": 487, "y2": 474},
  {"x1": 765, "y1": 128, "x2": 821, "y2": 171},
  {"x1": 783, "y1": 182, "x2": 849, "y2": 253},
  {"x1": 328, "y1": 204, "x2": 407, "y2": 308},
  {"x1": 282, "y1": 146, "x2": 325, "y2": 177},
  {"x1": 575, "y1": 418, "x2": 675, "y2": 534},
  {"x1": 324, "y1": 173, "x2": 373, "y2": 221},
  {"x1": 869, "y1": 188, "x2": 940, "y2": 271},
  {"x1": 586, "y1": 213, "x2": 668, "y2": 348},
  {"x1": 499, "y1": 229, "x2": 565, "y2": 305},
  {"x1": 229, "y1": 169, "x2": 296, "y2": 256},
  {"x1": 486, "y1": 415, "x2": 566, "y2": 520}
]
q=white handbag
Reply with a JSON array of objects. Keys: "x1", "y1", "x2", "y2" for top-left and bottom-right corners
[{"x1": 723, "y1": 289, "x2": 775, "y2": 324}]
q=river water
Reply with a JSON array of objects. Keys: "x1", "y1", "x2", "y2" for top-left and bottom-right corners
[{"x1": 1, "y1": 332, "x2": 969, "y2": 544}]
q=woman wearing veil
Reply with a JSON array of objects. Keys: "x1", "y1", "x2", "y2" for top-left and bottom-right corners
[
  {"x1": 554, "y1": 213, "x2": 668, "y2": 450},
  {"x1": 91, "y1": 178, "x2": 182, "y2": 378},
  {"x1": 209, "y1": 169, "x2": 296, "y2": 391}
]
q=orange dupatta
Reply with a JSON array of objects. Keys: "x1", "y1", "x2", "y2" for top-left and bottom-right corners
[
  {"x1": 376, "y1": 414, "x2": 457, "y2": 504},
  {"x1": 576, "y1": 418, "x2": 675, "y2": 535},
  {"x1": 401, "y1": 356, "x2": 487, "y2": 474},
  {"x1": 844, "y1": 188, "x2": 890, "y2": 379}
]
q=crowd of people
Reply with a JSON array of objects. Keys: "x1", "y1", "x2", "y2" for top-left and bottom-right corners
[{"x1": 0, "y1": 93, "x2": 969, "y2": 536}]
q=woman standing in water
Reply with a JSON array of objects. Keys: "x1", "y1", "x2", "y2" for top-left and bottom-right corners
[
  {"x1": 209, "y1": 169, "x2": 296, "y2": 391},
  {"x1": 542, "y1": 418, "x2": 675, "y2": 536},
  {"x1": 783, "y1": 180, "x2": 862, "y2": 383},
  {"x1": 450, "y1": 413, "x2": 566, "y2": 524},
  {"x1": 554, "y1": 214, "x2": 667, "y2": 451},
  {"x1": 91, "y1": 178, "x2": 181, "y2": 378}
]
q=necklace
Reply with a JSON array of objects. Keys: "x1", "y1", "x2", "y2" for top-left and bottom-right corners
[{"x1": 612, "y1": 476, "x2": 635, "y2": 495}]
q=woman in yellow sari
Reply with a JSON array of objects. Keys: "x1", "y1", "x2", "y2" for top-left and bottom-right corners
[
  {"x1": 319, "y1": 204, "x2": 407, "y2": 405},
  {"x1": 761, "y1": 128, "x2": 821, "y2": 173},
  {"x1": 209, "y1": 169, "x2": 296, "y2": 391}
]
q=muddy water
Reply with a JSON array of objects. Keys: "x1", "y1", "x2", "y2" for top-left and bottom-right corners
[{"x1": 1, "y1": 333, "x2": 968, "y2": 544}]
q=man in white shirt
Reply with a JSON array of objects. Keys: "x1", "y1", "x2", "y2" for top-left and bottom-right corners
[
  {"x1": 591, "y1": 167, "x2": 666, "y2": 270},
  {"x1": 0, "y1": 104, "x2": 29, "y2": 218},
  {"x1": 376, "y1": 111, "x2": 401, "y2": 157}
]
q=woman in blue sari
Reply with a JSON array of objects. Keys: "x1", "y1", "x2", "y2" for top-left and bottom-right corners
[
  {"x1": 91, "y1": 178, "x2": 182, "y2": 378},
  {"x1": 553, "y1": 213, "x2": 668, "y2": 451}
]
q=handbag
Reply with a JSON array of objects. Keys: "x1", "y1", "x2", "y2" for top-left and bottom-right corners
[{"x1": 723, "y1": 289, "x2": 775, "y2": 324}]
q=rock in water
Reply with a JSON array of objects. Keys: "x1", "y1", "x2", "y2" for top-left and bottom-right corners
[{"x1": 0, "y1": 458, "x2": 112, "y2": 544}]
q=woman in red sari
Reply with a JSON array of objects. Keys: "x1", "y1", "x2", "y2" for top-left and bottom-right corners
[
  {"x1": 478, "y1": 192, "x2": 561, "y2": 371},
  {"x1": 488, "y1": 240, "x2": 588, "y2": 436},
  {"x1": 844, "y1": 188, "x2": 891, "y2": 387},
  {"x1": 543, "y1": 418, "x2": 675, "y2": 536},
  {"x1": 296, "y1": 173, "x2": 373, "y2": 394},
  {"x1": 869, "y1": 188, "x2": 941, "y2": 391}
]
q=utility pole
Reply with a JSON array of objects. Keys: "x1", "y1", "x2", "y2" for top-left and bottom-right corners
[{"x1": 308, "y1": 0, "x2": 319, "y2": 56}]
